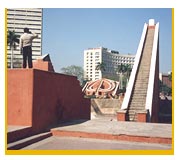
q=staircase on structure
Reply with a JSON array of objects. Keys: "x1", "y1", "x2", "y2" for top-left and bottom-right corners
[
  {"x1": 116, "y1": 19, "x2": 160, "y2": 122},
  {"x1": 127, "y1": 28, "x2": 154, "y2": 121},
  {"x1": 126, "y1": 26, "x2": 155, "y2": 121}
]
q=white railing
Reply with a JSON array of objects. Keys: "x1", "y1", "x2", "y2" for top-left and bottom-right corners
[
  {"x1": 145, "y1": 23, "x2": 159, "y2": 117},
  {"x1": 120, "y1": 23, "x2": 148, "y2": 110}
]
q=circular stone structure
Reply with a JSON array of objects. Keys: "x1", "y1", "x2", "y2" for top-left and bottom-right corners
[{"x1": 82, "y1": 78, "x2": 119, "y2": 98}]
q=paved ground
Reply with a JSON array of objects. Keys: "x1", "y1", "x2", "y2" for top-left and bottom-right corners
[
  {"x1": 21, "y1": 136, "x2": 171, "y2": 150},
  {"x1": 51, "y1": 117, "x2": 172, "y2": 138},
  {"x1": 19, "y1": 116, "x2": 172, "y2": 150}
]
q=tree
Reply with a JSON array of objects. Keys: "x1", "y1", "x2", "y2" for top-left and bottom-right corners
[
  {"x1": 117, "y1": 64, "x2": 126, "y2": 90},
  {"x1": 159, "y1": 80, "x2": 172, "y2": 96},
  {"x1": 125, "y1": 64, "x2": 132, "y2": 81},
  {"x1": 95, "y1": 62, "x2": 106, "y2": 79},
  {"x1": 7, "y1": 30, "x2": 20, "y2": 68},
  {"x1": 168, "y1": 72, "x2": 172, "y2": 81},
  {"x1": 95, "y1": 62, "x2": 106, "y2": 72},
  {"x1": 117, "y1": 64, "x2": 132, "y2": 90},
  {"x1": 60, "y1": 65, "x2": 84, "y2": 85}
]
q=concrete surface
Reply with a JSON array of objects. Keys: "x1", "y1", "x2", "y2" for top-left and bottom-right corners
[
  {"x1": 8, "y1": 116, "x2": 172, "y2": 150},
  {"x1": 51, "y1": 118, "x2": 172, "y2": 138},
  {"x1": 21, "y1": 136, "x2": 171, "y2": 150}
]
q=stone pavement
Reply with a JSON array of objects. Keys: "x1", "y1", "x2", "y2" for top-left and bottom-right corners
[
  {"x1": 51, "y1": 117, "x2": 172, "y2": 138},
  {"x1": 20, "y1": 116, "x2": 172, "y2": 150},
  {"x1": 21, "y1": 136, "x2": 171, "y2": 150}
]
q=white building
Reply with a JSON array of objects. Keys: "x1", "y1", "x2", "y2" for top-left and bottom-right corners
[
  {"x1": 84, "y1": 47, "x2": 135, "y2": 81},
  {"x1": 7, "y1": 8, "x2": 42, "y2": 68}
]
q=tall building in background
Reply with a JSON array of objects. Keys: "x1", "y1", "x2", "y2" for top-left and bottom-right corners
[
  {"x1": 84, "y1": 47, "x2": 135, "y2": 81},
  {"x1": 7, "y1": 8, "x2": 42, "y2": 68}
]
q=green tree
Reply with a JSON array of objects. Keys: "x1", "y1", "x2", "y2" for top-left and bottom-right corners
[
  {"x1": 7, "y1": 30, "x2": 20, "y2": 68},
  {"x1": 117, "y1": 64, "x2": 132, "y2": 90},
  {"x1": 168, "y1": 72, "x2": 172, "y2": 81},
  {"x1": 159, "y1": 80, "x2": 172, "y2": 96},
  {"x1": 125, "y1": 64, "x2": 132, "y2": 81},
  {"x1": 61, "y1": 65, "x2": 84, "y2": 85},
  {"x1": 117, "y1": 64, "x2": 126, "y2": 90},
  {"x1": 95, "y1": 62, "x2": 106, "y2": 79},
  {"x1": 95, "y1": 62, "x2": 106, "y2": 72}
]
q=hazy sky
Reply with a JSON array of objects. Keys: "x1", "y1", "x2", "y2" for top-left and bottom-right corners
[{"x1": 42, "y1": 8, "x2": 172, "y2": 73}]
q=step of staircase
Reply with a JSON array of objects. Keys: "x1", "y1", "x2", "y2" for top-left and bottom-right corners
[
  {"x1": 8, "y1": 126, "x2": 33, "y2": 143},
  {"x1": 131, "y1": 94, "x2": 146, "y2": 97},
  {"x1": 129, "y1": 106, "x2": 145, "y2": 109},
  {"x1": 129, "y1": 104, "x2": 146, "y2": 108},
  {"x1": 7, "y1": 131, "x2": 52, "y2": 150}
]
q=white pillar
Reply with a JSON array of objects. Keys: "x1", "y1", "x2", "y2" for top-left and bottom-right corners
[{"x1": 149, "y1": 19, "x2": 155, "y2": 26}]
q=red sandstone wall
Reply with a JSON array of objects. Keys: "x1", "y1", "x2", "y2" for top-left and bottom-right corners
[
  {"x1": 33, "y1": 59, "x2": 54, "y2": 72},
  {"x1": 8, "y1": 69, "x2": 90, "y2": 131},
  {"x1": 32, "y1": 69, "x2": 90, "y2": 130},
  {"x1": 7, "y1": 69, "x2": 34, "y2": 126}
]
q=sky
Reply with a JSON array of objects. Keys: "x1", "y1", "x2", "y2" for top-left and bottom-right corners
[{"x1": 42, "y1": 8, "x2": 172, "y2": 73}]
